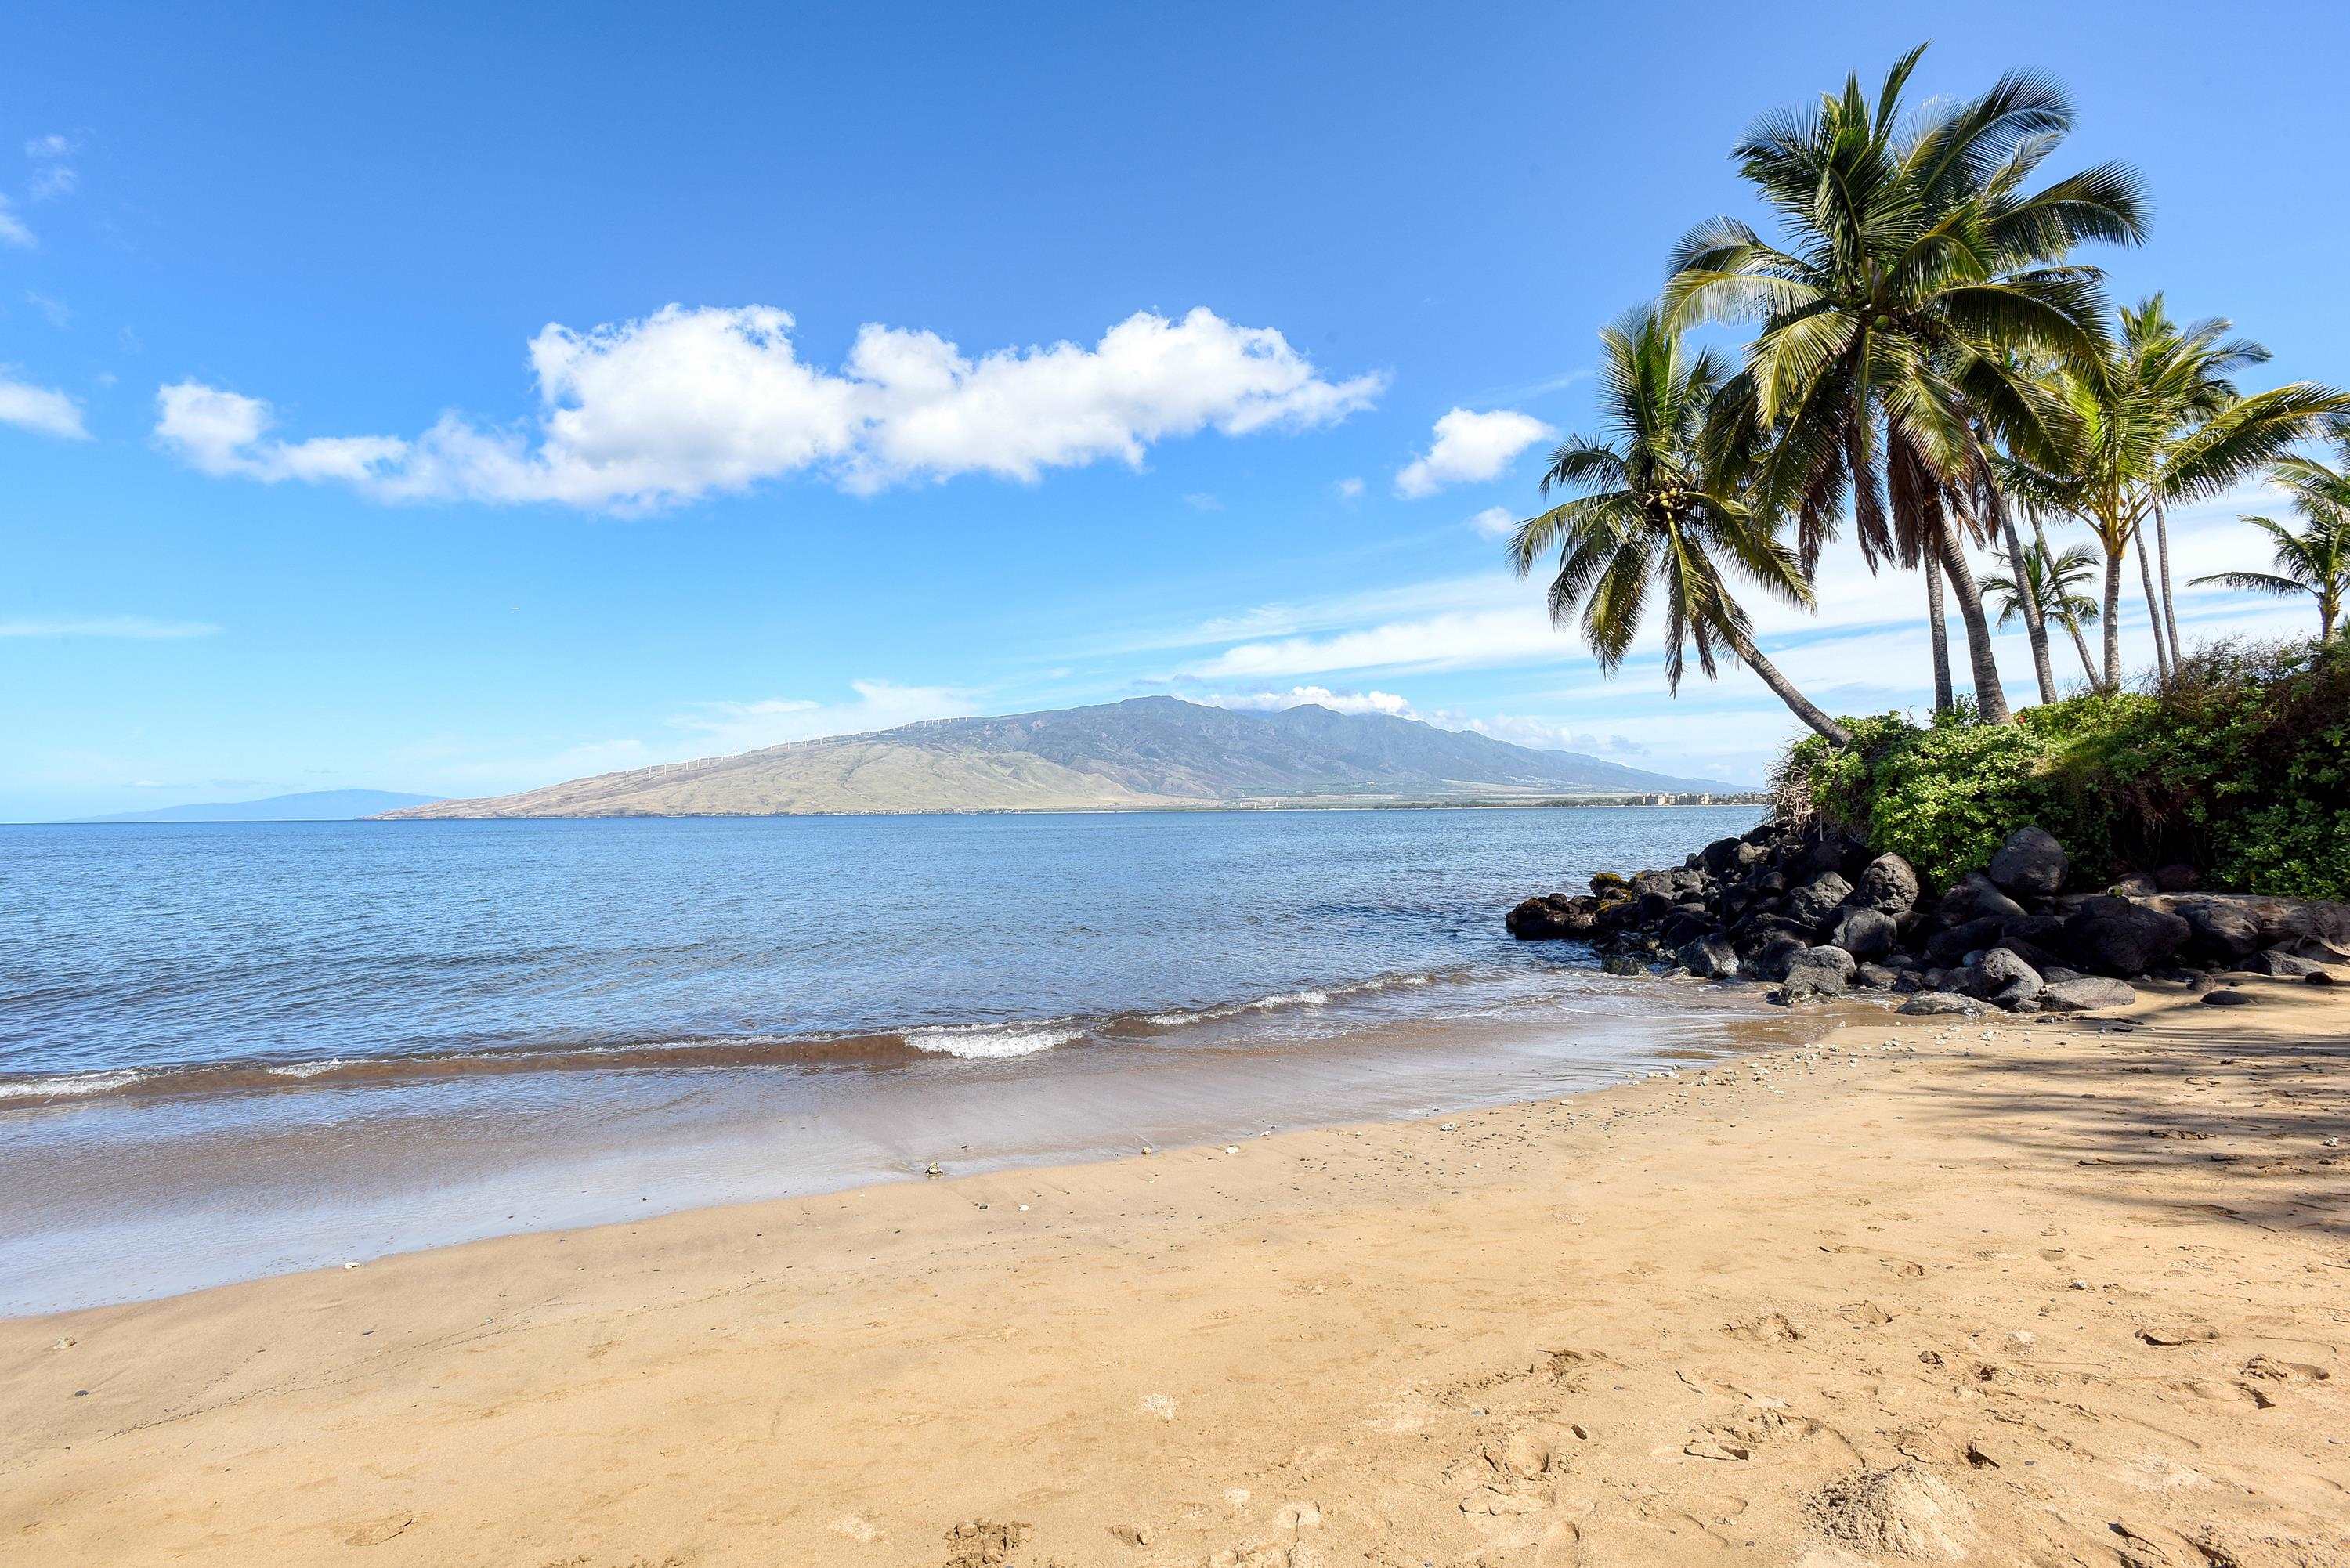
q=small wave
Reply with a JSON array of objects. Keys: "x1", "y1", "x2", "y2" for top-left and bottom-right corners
[
  {"x1": 0, "y1": 1068, "x2": 150, "y2": 1102},
  {"x1": 264, "y1": 1058, "x2": 358, "y2": 1080},
  {"x1": 902, "y1": 1023, "x2": 1085, "y2": 1060},
  {"x1": 1141, "y1": 972, "x2": 1444, "y2": 1028}
]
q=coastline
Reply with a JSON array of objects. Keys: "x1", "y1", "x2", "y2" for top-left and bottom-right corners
[{"x1": 5, "y1": 977, "x2": 2345, "y2": 1566}]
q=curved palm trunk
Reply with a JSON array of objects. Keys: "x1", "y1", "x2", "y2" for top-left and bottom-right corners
[
  {"x1": 2153, "y1": 501, "x2": 2183, "y2": 667},
  {"x1": 1999, "y1": 504, "x2": 2056, "y2": 705},
  {"x1": 2136, "y1": 531, "x2": 2171, "y2": 686},
  {"x1": 2034, "y1": 517, "x2": 2099, "y2": 686},
  {"x1": 1730, "y1": 632, "x2": 1849, "y2": 746},
  {"x1": 1938, "y1": 530, "x2": 2013, "y2": 723},
  {"x1": 2100, "y1": 544, "x2": 2125, "y2": 692},
  {"x1": 1923, "y1": 559, "x2": 1954, "y2": 714}
]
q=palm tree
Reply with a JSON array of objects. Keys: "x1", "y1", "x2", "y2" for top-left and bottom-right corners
[
  {"x1": 2193, "y1": 440, "x2": 2350, "y2": 640},
  {"x1": 1509, "y1": 307, "x2": 1849, "y2": 745},
  {"x1": 2015, "y1": 302, "x2": 2348, "y2": 688},
  {"x1": 1983, "y1": 539, "x2": 2101, "y2": 684},
  {"x1": 2130, "y1": 298, "x2": 2298, "y2": 669},
  {"x1": 1666, "y1": 44, "x2": 2149, "y2": 726}
]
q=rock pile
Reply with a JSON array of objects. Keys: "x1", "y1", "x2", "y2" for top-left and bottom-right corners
[{"x1": 1507, "y1": 822, "x2": 2349, "y2": 1015}]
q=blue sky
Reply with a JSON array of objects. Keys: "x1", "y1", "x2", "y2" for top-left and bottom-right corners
[{"x1": 4, "y1": 2, "x2": 2347, "y2": 818}]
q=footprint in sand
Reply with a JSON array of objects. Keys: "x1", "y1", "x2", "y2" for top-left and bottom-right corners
[
  {"x1": 1724, "y1": 1313, "x2": 1807, "y2": 1343},
  {"x1": 938, "y1": 1519, "x2": 1029, "y2": 1568},
  {"x1": 342, "y1": 1512, "x2": 415, "y2": 1547}
]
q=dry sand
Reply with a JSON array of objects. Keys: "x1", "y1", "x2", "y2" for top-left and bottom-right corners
[{"x1": 4, "y1": 978, "x2": 2347, "y2": 1567}]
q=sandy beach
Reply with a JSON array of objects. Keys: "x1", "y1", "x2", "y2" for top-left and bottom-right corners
[{"x1": 5, "y1": 977, "x2": 2346, "y2": 1567}]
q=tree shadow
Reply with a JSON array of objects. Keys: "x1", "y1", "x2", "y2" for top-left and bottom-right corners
[{"x1": 1886, "y1": 979, "x2": 2350, "y2": 1239}]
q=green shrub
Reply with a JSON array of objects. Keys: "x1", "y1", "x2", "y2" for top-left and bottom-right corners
[{"x1": 1773, "y1": 637, "x2": 2349, "y2": 898}]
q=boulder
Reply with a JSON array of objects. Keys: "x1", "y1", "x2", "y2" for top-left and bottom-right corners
[
  {"x1": 1988, "y1": 826, "x2": 2068, "y2": 897},
  {"x1": 2037, "y1": 976, "x2": 2136, "y2": 1013},
  {"x1": 1599, "y1": 954, "x2": 1646, "y2": 976},
  {"x1": 1589, "y1": 871, "x2": 1629, "y2": 898},
  {"x1": 1676, "y1": 934, "x2": 1741, "y2": 980},
  {"x1": 1506, "y1": 895, "x2": 1594, "y2": 941},
  {"x1": 2151, "y1": 893, "x2": 2350, "y2": 960},
  {"x1": 1784, "y1": 871, "x2": 1854, "y2": 931},
  {"x1": 1965, "y1": 948, "x2": 2043, "y2": 1009},
  {"x1": 1899, "y1": 991, "x2": 1984, "y2": 1016},
  {"x1": 2064, "y1": 895, "x2": 2192, "y2": 977},
  {"x1": 1701, "y1": 836, "x2": 1744, "y2": 876},
  {"x1": 1854, "y1": 963, "x2": 1902, "y2": 990},
  {"x1": 1827, "y1": 905, "x2": 1898, "y2": 961},
  {"x1": 1925, "y1": 916, "x2": 2009, "y2": 966},
  {"x1": 1789, "y1": 836, "x2": 1854, "y2": 880},
  {"x1": 2106, "y1": 873, "x2": 2160, "y2": 898},
  {"x1": 1634, "y1": 889, "x2": 1677, "y2": 923},
  {"x1": 2233, "y1": 948, "x2": 2326, "y2": 978},
  {"x1": 1780, "y1": 945, "x2": 1856, "y2": 1002},
  {"x1": 2201, "y1": 988, "x2": 2258, "y2": 1007},
  {"x1": 1850, "y1": 854, "x2": 1922, "y2": 916},
  {"x1": 1732, "y1": 840, "x2": 1771, "y2": 873},
  {"x1": 1937, "y1": 871, "x2": 2027, "y2": 926},
  {"x1": 1741, "y1": 934, "x2": 1810, "y2": 983},
  {"x1": 1594, "y1": 897, "x2": 1641, "y2": 931},
  {"x1": 1658, "y1": 909, "x2": 1716, "y2": 948}
]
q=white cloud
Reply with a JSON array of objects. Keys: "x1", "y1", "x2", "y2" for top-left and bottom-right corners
[
  {"x1": 1334, "y1": 476, "x2": 1365, "y2": 500},
  {"x1": 1203, "y1": 685, "x2": 1418, "y2": 717},
  {"x1": 1183, "y1": 492, "x2": 1224, "y2": 511},
  {"x1": 0, "y1": 615, "x2": 219, "y2": 638},
  {"x1": 0, "y1": 196, "x2": 32, "y2": 248},
  {"x1": 154, "y1": 304, "x2": 1385, "y2": 511},
  {"x1": 1467, "y1": 504, "x2": 1516, "y2": 539},
  {"x1": 1450, "y1": 713, "x2": 1650, "y2": 757},
  {"x1": 1187, "y1": 605, "x2": 1560, "y2": 679},
  {"x1": 0, "y1": 373, "x2": 89, "y2": 439},
  {"x1": 24, "y1": 291, "x2": 70, "y2": 328},
  {"x1": 154, "y1": 381, "x2": 407, "y2": 482},
  {"x1": 1394, "y1": 407, "x2": 1552, "y2": 497},
  {"x1": 667, "y1": 678, "x2": 979, "y2": 754}
]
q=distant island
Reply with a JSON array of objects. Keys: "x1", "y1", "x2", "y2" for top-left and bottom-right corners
[
  {"x1": 81, "y1": 789, "x2": 444, "y2": 824},
  {"x1": 382, "y1": 697, "x2": 1753, "y2": 819}
]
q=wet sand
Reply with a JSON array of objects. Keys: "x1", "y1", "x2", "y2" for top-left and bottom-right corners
[
  {"x1": 4, "y1": 977, "x2": 2346, "y2": 1566},
  {"x1": 0, "y1": 976, "x2": 1810, "y2": 1314}
]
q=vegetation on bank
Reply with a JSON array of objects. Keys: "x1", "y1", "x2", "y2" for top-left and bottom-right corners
[{"x1": 1773, "y1": 637, "x2": 2350, "y2": 899}]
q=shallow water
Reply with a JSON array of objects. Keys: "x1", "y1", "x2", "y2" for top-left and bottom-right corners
[{"x1": 0, "y1": 807, "x2": 1774, "y2": 1313}]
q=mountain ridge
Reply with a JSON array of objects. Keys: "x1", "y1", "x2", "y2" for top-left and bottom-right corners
[
  {"x1": 79, "y1": 789, "x2": 443, "y2": 824},
  {"x1": 384, "y1": 699, "x2": 1751, "y2": 819}
]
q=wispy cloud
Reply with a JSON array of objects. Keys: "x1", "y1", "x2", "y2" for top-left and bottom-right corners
[
  {"x1": 0, "y1": 615, "x2": 220, "y2": 639},
  {"x1": 155, "y1": 304, "x2": 1385, "y2": 511},
  {"x1": 667, "y1": 678, "x2": 979, "y2": 753},
  {"x1": 24, "y1": 132, "x2": 77, "y2": 201},
  {"x1": 24, "y1": 291, "x2": 70, "y2": 329},
  {"x1": 0, "y1": 196, "x2": 33, "y2": 248}
]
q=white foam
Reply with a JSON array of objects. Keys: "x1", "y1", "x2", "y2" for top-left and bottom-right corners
[
  {"x1": 0, "y1": 1069, "x2": 149, "y2": 1102},
  {"x1": 903, "y1": 1023, "x2": 1084, "y2": 1060},
  {"x1": 264, "y1": 1058, "x2": 356, "y2": 1080}
]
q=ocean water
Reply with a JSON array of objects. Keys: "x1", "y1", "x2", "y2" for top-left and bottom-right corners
[{"x1": 0, "y1": 807, "x2": 1782, "y2": 1313}]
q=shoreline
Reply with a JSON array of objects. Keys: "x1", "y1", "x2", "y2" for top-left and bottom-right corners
[
  {"x1": 0, "y1": 970, "x2": 1813, "y2": 1317},
  {"x1": 5, "y1": 977, "x2": 2345, "y2": 1565}
]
